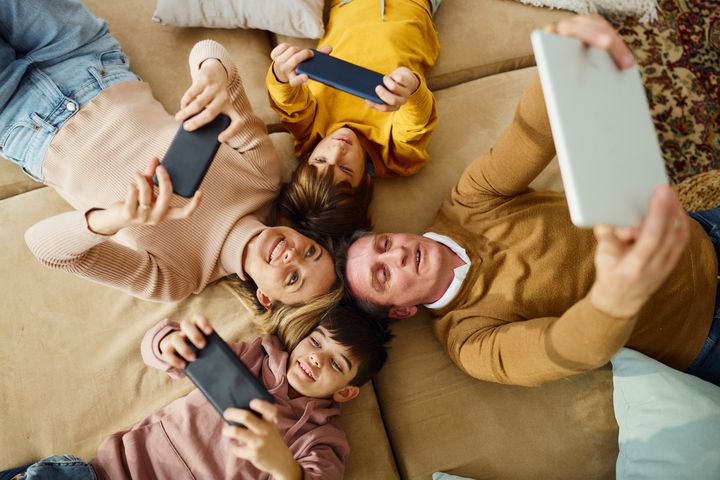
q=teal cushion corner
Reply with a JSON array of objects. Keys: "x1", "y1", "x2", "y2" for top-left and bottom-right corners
[{"x1": 612, "y1": 348, "x2": 720, "y2": 480}]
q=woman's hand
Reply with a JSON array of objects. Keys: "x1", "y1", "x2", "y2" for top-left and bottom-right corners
[
  {"x1": 589, "y1": 185, "x2": 690, "y2": 319},
  {"x1": 547, "y1": 14, "x2": 635, "y2": 69},
  {"x1": 366, "y1": 66, "x2": 420, "y2": 113},
  {"x1": 270, "y1": 43, "x2": 333, "y2": 87},
  {"x1": 223, "y1": 400, "x2": 302, "y2": 480},
  {"x1": 159, "y1": 314, "x2": 214, "y2": 369},
  {"x1": 86, "y1": 157, "x2": 202, "y2": 236},
  {"x1": 175, "y1": 58, "x2": 242, "y2": 143}
]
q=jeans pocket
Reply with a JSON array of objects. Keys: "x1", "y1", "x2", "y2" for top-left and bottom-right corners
[
  {"x1": 0, "y1": 121, "x2": 35, "y2": 167},
  {"x1": 98, "y1": 49, "x2": 130, "y2": 74}
]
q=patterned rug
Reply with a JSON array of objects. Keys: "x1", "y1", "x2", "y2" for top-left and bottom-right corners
[{"x1": 612, "y1": 0, "x2": 720, "y2": 185}]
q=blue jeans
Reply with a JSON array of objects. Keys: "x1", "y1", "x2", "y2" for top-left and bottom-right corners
[
  {"x1": 685, "y1": 207, "x2": 720, "y2": 386},
  {"x1": 0, "y1": 455, "x2": 95, "y2": 480},
  {"x1": 0, "y1": 0, "x2": 138, "y2": 181}
]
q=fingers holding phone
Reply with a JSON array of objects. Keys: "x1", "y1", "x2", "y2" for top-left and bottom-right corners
[
  {"x1": 175, "y1": 58, "x2": 243, "y2": 143},
  {"x1": 160, "y1": 314, "x2": 214, "y2": 369},
  {"x1": 367, "y1": 66, "x2": 420, "y2": 112}
]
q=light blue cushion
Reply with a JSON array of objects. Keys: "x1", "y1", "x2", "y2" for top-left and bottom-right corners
[
  {"x1": 432, "y1": 473, "x2": 475, "y2": 480},
  {"x1": 612, "y1": 348, "x2": 720, "y2": 480}
]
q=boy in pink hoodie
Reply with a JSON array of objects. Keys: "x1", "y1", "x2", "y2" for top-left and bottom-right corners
[{"x1": 5, "y1": 305, "x2": 391, "y2": 480}]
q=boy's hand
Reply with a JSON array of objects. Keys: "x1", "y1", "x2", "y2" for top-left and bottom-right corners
[
  {"x1": 223, "y1": 400, "x2": 302, "y2": 480},
  {"x1": 271, "y1": 43, "x2": 333, "y2": 87},
  {"x1": 86, "y1": 157, "x2": 202, "y2": 236},
  {"x1": 546, "y1": 14, "x2": 635, "y2": 70},
  {"x1": 159, "y1": 314, "x2": 214, "y2": 369},
  {"x1": 175, "y1": 58, "x2": 243, "y2": 143},
  {"x1": 366, "y1": 66, "x2": 421, "y2": 113}
]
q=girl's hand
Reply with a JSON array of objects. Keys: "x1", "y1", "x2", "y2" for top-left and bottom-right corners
[
  {"x1": 366, "y1": 66, "x2": 420, "y2": 113},
  {"x1": 86, "y1": 157, "x2": 202, "y2": 236},
  {"x1": 223, "y1": 400, "x2": 302, "y2": 480},
  {"x1": 175, "y1": 58, "x2": 243, "y2": 143},
  {"x1": 159, "y1": 314, "x2": 214, "y2": 369},
  {"x1": 271, "y1": 43, "x2": 333, "y2": 87},
  {"x1": 547, "y1": 14, "x2": 635, "y2": 69}
]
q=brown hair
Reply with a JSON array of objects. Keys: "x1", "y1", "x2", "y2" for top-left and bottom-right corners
[
  {"x1": 276, "y1": 158, "x2": 373, "y2": 240},
  {"x1": 317, "y1": 304, "x2": 393, "y2": 387}
]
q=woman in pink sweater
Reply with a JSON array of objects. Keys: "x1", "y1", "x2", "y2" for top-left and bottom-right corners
[{"x1": 1, "y1": 0, "x2": 338, "y2": 311}]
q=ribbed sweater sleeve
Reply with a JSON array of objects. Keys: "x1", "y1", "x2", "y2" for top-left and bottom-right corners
[
  {"x1": 25, "y1": 210, "x2": 197, "y2": 301},
  {"x1": 438, "y1": 296, "x2": 637, "y2": 387},
  {"x1": 387, "y1": 77, "x2": 438, "y2": 176},
  {"x1": 265, "y1": 65, "x2": 318, "y2": 148},
  {"x1": 454, "y1": 75, "x2": 556, "y2": 201},
  {"x1": 190, "y1": 40, "x2": 269, "y2": 155}
]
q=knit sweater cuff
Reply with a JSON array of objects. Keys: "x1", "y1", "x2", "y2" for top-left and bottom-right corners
[
  {"x1": 140, "y1": 319, "x2": 185, "y2": 379},
  {"x1": 189, "y1": 40, "x2": 237, "y2": 84},
  {"x1": 395, "y1": 76, "x2": 434, "y2": 127},
  {"x1": 266, "y1": 65, "x2": 310, "y2": 107}
]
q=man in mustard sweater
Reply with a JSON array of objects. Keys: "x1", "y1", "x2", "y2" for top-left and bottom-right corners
[{"x1": 338, "y1": 15, "x2": 720, "y2": 387}]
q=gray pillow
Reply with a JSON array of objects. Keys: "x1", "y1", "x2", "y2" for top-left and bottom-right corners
[{"x1": 152, "y1": 0, "x2": 325, "y2": 39}]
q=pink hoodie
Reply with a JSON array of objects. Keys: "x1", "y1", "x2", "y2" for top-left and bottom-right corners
[{"x1": 92, "y1": 320, "x2": 349, "y2": 479}]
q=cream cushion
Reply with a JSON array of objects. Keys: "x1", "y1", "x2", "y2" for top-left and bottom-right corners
[{"x1": 152, "y1": 0, "x2": 325, "y2": 39}]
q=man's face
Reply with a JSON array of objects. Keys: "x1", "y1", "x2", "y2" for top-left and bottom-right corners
[
  {"x1": 345, "y1": 233, "x2": 456, "y2": 317},
  {"x1": 287, "y1": 326, "x2": 359, "y2": 401}
]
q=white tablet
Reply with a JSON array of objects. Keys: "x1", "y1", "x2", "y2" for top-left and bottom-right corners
[{"x1": 531, "y1": 30, "x2": 668, "y2": 227}]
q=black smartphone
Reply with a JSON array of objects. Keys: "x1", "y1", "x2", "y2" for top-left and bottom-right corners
[
  {"x1": 184, "y1": 331, "x2": 275, "y2": 425},
  {"x1": 154, "y1": 113, "x2": 231, "y2": 198},
  {"x1": 296, "y1": 49, "x2": 385, "y2": 104}
]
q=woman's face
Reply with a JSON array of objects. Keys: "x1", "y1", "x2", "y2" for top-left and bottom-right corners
[
  {"x1": 243, "y1": 226, "x2": 337, "y2": 307},
  {"x1": 308, "y1": 127, "x2": 366, "y2": 188}
]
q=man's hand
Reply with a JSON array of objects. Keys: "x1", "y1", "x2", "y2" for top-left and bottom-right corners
[
  {"x1": 175, "y1": 58, "x2": 243, "y2": 143},
  {"x1": 86, "y1": 157, "x2": 202, "y2": 236},
  {"x1": 223, "y1": 400, "x2": 302, "y2": 480},
  {"x1": 589, "y1": 185, "x2": 690, "y2": 319},
  {"x1": 159, "y1": 314, "x2": 214, "y2": 369},
  {"x1": 547, "y1": 14, "x2": 635, "y2": 69},
  {"x1": 271, "y1": 43, "x2": 333, "y2": 87},
  {"x1": 366, "y1": 66, "x2": 421, "y2": 113}
]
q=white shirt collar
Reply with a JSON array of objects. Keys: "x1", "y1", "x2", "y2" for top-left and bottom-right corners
[{"x1": 422, "y1": 232, "x2": 471, "y2": 310}]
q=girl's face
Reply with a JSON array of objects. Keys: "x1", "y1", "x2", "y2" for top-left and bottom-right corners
[
  {"x1": 308, "y1": 127, "x2": 366, "y2": 188},
  {"x1": 243, "y1": 226, "x2": 337, "y2": 307}
]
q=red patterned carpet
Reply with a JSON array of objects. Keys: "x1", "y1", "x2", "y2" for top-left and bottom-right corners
[{"x1": 613, "y1": 0, "x2": 720, "y2": 184}]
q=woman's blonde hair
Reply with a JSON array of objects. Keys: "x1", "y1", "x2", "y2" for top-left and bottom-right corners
[{"x1": 229, "y1": 276, "x2": 344, "y2": 351}]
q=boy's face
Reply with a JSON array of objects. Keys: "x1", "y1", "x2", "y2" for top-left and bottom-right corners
[{"x1": 287, "y1": 326, "x2": 360, "y2": 402}]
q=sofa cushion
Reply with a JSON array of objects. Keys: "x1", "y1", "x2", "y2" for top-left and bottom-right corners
[
  {"x1": 0, "y1": 159, "x2": 42, "y2": 200},
  {"x1": 152, "y1": 0, "x2": 325, "y2": 39},
  {"x1": 371, "y1": 66, "x2": 562, "y2": 234},
  {"x1": 375, "y1": 312, "x2": 618, "y2": 480},
  {"x1": 0, "y1": 186, "x2": 398, "y2": 479},
  {"x1": 82, "y1": 0, "x2": 277, "y2": 125}
]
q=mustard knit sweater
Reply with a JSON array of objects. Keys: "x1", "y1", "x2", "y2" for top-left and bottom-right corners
[
  {"x1": 430, "y1": 76, "x2": 717, "y2": 386},
  {"x1": 266, "y1": 0, "x2": 439, "y2": 177}
]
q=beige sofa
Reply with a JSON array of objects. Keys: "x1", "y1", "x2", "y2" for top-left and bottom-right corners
[{"x1": 0, "y1": 0, "x2": 621, "y2": 478}]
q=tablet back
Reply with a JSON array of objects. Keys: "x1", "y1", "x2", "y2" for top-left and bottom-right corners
[{"x1": 531, "y1": 30, "x2": 667, "y2": 227}]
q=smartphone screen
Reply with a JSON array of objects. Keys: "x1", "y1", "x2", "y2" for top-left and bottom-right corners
[
  {"x1": 296, "y1": 50, "x2": 385, "y2": 104},
  {"x1": 184, "y1": 331, "x2": 275, "y2": 424},
  {"x1": 155, "y1": 113, "x2": 231, "y2": 198}
]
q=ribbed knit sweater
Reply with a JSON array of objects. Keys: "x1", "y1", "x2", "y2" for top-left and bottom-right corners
[
  {"x1": 266, "y1": 0, "x2": 439, "y2": 177},
  {"x1": 430, "y1": 76, "x2": 718, "y2": 386},
  {"x1": 24, "y1": 41, "x2": 280, "y2": 301}
]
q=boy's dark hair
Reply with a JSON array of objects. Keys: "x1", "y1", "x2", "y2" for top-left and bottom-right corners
[
  {"x1": 318, "y1": 303, "x2": 393, "y2": 387},
  {"x1": 333, "y1": 231, "x2": 393, "y2": 320},
  {"x1": 276, "y1": 157, "x2": 373, "y2": 240}
]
